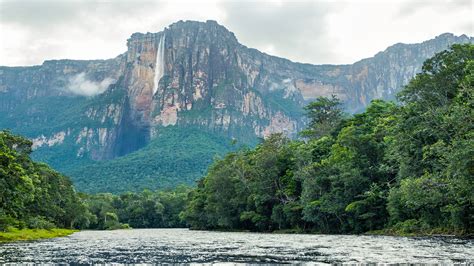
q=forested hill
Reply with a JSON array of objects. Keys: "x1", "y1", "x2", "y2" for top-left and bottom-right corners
[
  {"x1": 0, "y1": 130, "x2": 89, "y2": 230},
  {"x1": 0, "y1": 130, "x2": 190, "y2": 231}
]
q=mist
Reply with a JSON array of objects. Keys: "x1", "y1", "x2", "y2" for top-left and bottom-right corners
[{"x1": 66, "y1": 72, "x2": 114, "y2": 96}]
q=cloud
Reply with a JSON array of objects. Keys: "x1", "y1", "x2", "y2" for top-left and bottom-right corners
[
  {"x1": 0, "y1": 0, "x2": 472, "y2": 66},
  {"x1": 1, "y1": 1, "x2": 82, "y2": 27},
  {"x1": 0, "y1": 0, "x2": 168, "y2": 65},
  {"x1": 326, "y1": 0, "x2": 473, "y2": 64},
  {"x1": 396, "y1": 0, "x2": 472, "y2": 18},
  {"x1": 67, "y1": 73, "x2": 114, "y2": 96},
  {"x1": 219, "y1": 1, "x2": 338, "y2": 64}
]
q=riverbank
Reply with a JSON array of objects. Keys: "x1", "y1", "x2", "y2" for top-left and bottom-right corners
[
  {"x1": 0, "y1": 228, "x2": 78, "y2": 243},
  {"x1": 197, "y1": 227, "x2": 471, "y2": 238},
  {"x1": 276, "y1": 227, "x2": 472, "y2": 238},
  {"x1": 366, "y1": 227, "x2": 471, "y2": 238}
]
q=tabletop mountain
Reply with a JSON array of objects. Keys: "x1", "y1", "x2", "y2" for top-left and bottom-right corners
[{"x1": 0, "y1": 20, "x2": 471, "y2": 192}]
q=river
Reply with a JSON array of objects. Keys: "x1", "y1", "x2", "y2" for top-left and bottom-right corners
[{"x1": 0, "y1": 229, "x2": 472, "y2": 264}]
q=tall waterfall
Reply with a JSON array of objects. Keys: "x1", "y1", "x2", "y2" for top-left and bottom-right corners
[{"x1": 153, "y1": 34, "x2": 166, "y2": 95}]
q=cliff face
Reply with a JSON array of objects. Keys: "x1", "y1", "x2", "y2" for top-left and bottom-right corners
[
  {"x1": 0, "y1": 57, "x2": 126, "y2": 161},
  {"x1": 122, "y1": 21, "x2": 305, "y2": 146},
  {"x1": 0, "y1": 20, "x2": 472, "y2": 172}
]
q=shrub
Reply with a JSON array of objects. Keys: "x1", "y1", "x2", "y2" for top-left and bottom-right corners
[
  {"x1": 0, "y1": 214, "x2": 23, "y2": 231},
  {"x1": 27, "y1": 216, "x2": 56, "y2": 230}
]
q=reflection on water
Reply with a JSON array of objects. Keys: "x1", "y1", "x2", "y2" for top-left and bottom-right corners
[{"x1": 0, "y1": 229, "x2": 472, "y2": 264}]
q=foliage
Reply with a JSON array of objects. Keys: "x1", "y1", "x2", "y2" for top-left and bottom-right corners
[
  {"x1": 0, "y1": 130, "x2": 91, "y2": 231},
  {"x1": 183, "y1": 44, "x2": 474, "y2": 235},
  {"x1": 300, "y1": 95, "x2": 344, "y2": 139},
  {"x1": 68, "y1": 126, "x2": 235, "y2": 193},
  {"x1": 81, "y1": 186, "x2": 191, "y2": 229},
  {"x1": 387, "y1": 44, "x2": 474, "y2": 232},
  {"x1": 182, "y1": 134, "x2": 302, "y2": 231}
]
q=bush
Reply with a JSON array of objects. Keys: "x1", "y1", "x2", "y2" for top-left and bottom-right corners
[
  {"x1": 120, "y1": 223, "x2": 131, "y2": 229},
  {"x1": 27, "y1": 216, "x2": 56, "y2": 230},
  {"x1": 0, "y1": 214, "x2": 24, "y2": 231},
  {"x1": 391, "y1": 219, "x2": 430, "y2": 234},
  {"x1": 105, "y1": 222, "x2": 130, "y2": 230}
]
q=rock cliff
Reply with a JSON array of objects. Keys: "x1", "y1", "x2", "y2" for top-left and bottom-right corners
[{"x1": 0, "y1": 20, "x2": 471, "y2": 191}]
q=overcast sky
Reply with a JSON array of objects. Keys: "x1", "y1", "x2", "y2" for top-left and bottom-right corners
[{"x1": 0, "y1": 0, "x2": 472, "y2": 66}]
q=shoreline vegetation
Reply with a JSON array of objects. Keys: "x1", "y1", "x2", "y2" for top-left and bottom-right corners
[
  {"x1": 0, "y1": 228, "x2": 77, "y2": 243},
  {"x1": 195, "y1": 227, "x2": 471, "y2": 238},
  {"x1": 1, "y1": 45, "x2": 473, "y2": 240},
  {"x1": 366, "y1": 229, "x2": 473, "y2": 238}
]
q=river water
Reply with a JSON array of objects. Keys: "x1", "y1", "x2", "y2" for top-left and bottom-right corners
[{"x1": 0, "y1": 229, "x2": 472, "y2": 264}]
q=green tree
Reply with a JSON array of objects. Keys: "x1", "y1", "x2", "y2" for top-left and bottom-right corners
[
  {"x1": 387, "y1": 44, "x2": 474, "y2": 233},
  {"x1": 300, "y1": 95, "x2": 344, "y2": 139},
  {"x1": 0, "y1": 130, "x2": 90, "y2": 230}
]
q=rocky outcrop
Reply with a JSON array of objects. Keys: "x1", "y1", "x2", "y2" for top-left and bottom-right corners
[
  {"x1": 0, "y1": 20, "x2": 472, "y2": 165},
  {"x1": 32, "y1": 131, "x2": 67, "y2": 149}
]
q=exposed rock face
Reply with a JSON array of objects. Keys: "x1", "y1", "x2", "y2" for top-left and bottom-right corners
[
  {"x1": 0, "y1": 20, "x2": 472, "y2": 164},
  {"x1": 147, "y1": 21, "x2": 305, "y2": 141},
  {"x1": 32, "y1": 131, "x2": 67, "y2": 149}
]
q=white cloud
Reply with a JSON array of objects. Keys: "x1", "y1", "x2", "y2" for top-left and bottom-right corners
[
  {"x1": 0, "y1": 0, "x2": 472, "y2": 66},
  {"x1": 219, "y1": 1, "x2": 338, "y2": 63},
  {"x1": 67, "y1": 73, "x2": 114, "y2": 96},
  {"x1": 327, "y1": 0, "x2": 473, "y2": 63}
]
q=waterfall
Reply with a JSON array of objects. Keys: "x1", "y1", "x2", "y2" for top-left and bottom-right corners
[{"x1": 153, "y1": 34, "x2": 166, "y2": 95}]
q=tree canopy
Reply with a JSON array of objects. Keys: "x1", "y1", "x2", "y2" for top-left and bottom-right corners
[{"x1": 183, "y1": 44, "x2": 474, "y2": 235}]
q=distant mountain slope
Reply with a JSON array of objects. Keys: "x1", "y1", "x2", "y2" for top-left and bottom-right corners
[
  {"x1": 68, "y1": 126, "x2": 235, "y2": 193},
  {"x1": 0, "y1": 20, "x2": 471, "y2": 192}
]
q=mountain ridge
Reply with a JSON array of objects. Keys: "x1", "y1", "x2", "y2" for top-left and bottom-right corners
[{"x1": 0, "y1": 20, "x2": 472, "y2": 192}]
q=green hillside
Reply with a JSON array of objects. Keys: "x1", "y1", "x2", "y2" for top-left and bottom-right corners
[{"x1": 65, "y1": 126, "x2": 237, "y2": 193}]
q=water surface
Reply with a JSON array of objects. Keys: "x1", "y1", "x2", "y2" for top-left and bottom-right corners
[{"x1": 0, "y1": 229, "x2": 472, "y2": 264}]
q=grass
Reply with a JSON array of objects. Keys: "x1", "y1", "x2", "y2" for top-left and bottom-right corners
[{"x1": 0, "y1": 228, "x2": 78, "y2": 243}]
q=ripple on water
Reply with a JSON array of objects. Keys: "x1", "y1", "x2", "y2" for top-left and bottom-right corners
[{"x1": 0, "y1": 229, "x2": 473, "y2": 264}]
